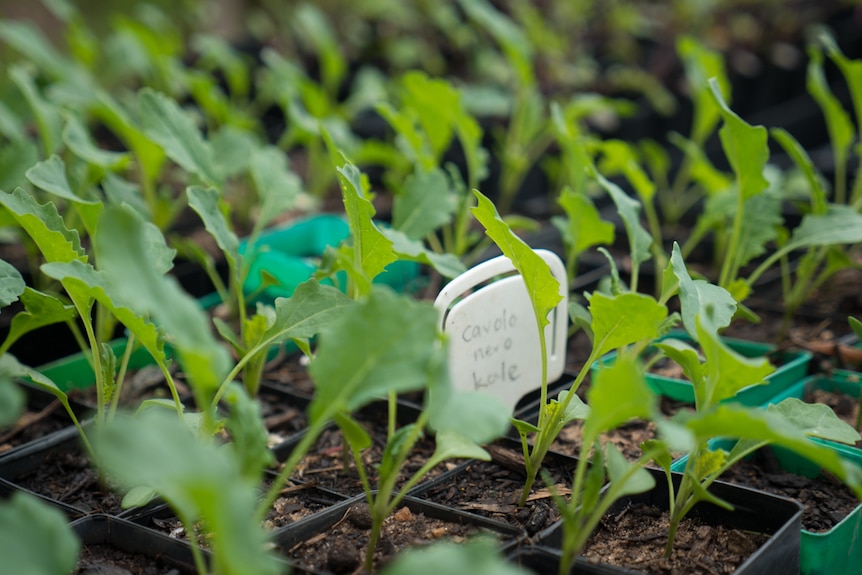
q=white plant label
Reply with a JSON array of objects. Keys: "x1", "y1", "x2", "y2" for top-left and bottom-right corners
[{"x1": 434, "y1": 250, "x2": 568, "y2": 412}]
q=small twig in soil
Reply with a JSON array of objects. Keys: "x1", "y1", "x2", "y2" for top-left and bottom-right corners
[
  {"x1": 0, "y1": 400, "x2": 62, "y2": 445},
  {"x1": 278, "y1": 481, "x2": 319, "y2": 495}
]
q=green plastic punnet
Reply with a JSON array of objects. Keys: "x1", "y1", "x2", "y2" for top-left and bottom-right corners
[
  {"x1": 239, "y1": 214, "x2": 420, "y2": 303},
  {"x1": 36, "y1": 338, "x2": 157, "y2": 393},
  {"x1": 592, "y1": 331, "x2": 813, "y2": 407},
  {"x1": 672, "y1": 437, "x2": 862, "y2": 575}
]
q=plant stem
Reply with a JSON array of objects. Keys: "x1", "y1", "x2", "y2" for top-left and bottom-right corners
[{"x1": 108, "y1": 334, "x2": 137, "y2": 421}]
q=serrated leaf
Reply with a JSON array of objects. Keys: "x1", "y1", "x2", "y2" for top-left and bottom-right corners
[
  {"x1": 686, "y1": 404, "x2": 862, "y2": 499},
  {"x1": 670, "y1": 243, "x2": 736, "y2": 337},
  {"x1": 472, "y1": 190, "x2": 562, "y2": 332},
  {"x1": 709, "y1": 78, "x2": 770, "y2": 201},
  {"x1": 138, "y1": 88, "x2": 219, "y2": 184},
  {"x1": 336, "y1": 163, "x2": 398, "y2": 292},
  {"x1": 595, "y1": 172, "x2": 653, "y2": 268},
  {"x1": 584, "y1": 353, "x2": 654, "y2": 441},
  {"x1": 91, "y1": 205, "x2": 229, "y2": 393},
  {"x1": 588, "y1": 291, "x2": 667, "y2": 357},
  {"x1": 187, "y1": 186, "x2": 239, "y2": 274},
  {"x1": 692, "y1": 447, "x2": 727, "y2": 481},
  {"x1": 256, "y1": 280, "x2": 352, "y2": 350},
  {"x1": 393, "y1": 168, "x2": 456, "y2": 240},
  {"x1": 786, "y1": 205, "x2": 862, "y2": 251},
  {"x1": 0, "y1": 259, "x2": 25, "y2": 309},
  {"x1": 25, "y1": 154, "x2": 103, "y2": 233},
  {"x1": 381, "y1": 227, "x2": 465, "y2": 278},
  {"x1": 555, "y1": 187, "x2": 614, "y2": 255},
  {"x1": 768, "y1": 398, "x2": 861, "y2": 444},
  {"x1": 0, "y1": 188, "x2": 86, "y2": 263},
  {"x1": 0, "y1": 492, "x2": 80, "y2": 575},
  {"x1": 308, "y1": 289, "x2": 439, "y2": 425},
  {"x1": 62, "y1": 113, "x2": 130, "y2": 170}
]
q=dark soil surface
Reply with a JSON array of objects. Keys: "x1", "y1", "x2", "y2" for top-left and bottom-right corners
[
  {"x1": 284, "y1": 502, "x2": 499, "y2": 575},
  {"x1": 263, "y1": 352, "x2": 315, "y2": 396},
  {"x1": 286, "y1": 405, "x2": 461, "y2": 498},
  {"x1": 13, "y1": 445, "x2": 125, "y2": 517},
  {"x1": 256, "y1": 387, "x2": 309, "y2": 455},
  {"x1": 413, "y1": 442, "x2": 575, "y2": 535},
  {"x1": 719, "y1": 447, "x2": 860, "y2": 532},
  {"x1": 75, "y1": 543, "x2": 192, "y2": 575},
  {"x1": 0, "y1": 399, "x2": 77, "y2": 455},
  {"x1": 582, "y1": 502, "x2": 770, "y2": 574}
]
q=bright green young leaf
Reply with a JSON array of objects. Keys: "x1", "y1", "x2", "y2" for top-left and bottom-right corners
[
  {"x1": 393, "y1": 168, "x2": 456, "y2": 240},
  {"x1": 93, "y1": 410, "x2": 283, "y2": 575},
  {"x1": 0, "y1": 288, "x2": 76, "y2": 355},
  {"x1": 553, "y1": 187, "x2": 614, "y2": 255},
  {"x1": 598, "y1": 140, "x2": 655, "y2": 203},
  {"x1": 25, "y1": 154, "x2": 103, "y2": 233},
  {"x1": 92, "y1": 205, "x2": 229, "y2": 393},
  {"x1": 138, "y1": 88, "x2": 220, "y2": 184},
  {"x1": 472, "y1": 190, "x2": 563, "y2": 331},
  {"x1": 770, "y1": 128, "x2": 828, "y2": 214},
  {"x1": 850, "y1": 316, "x2": 862, "y2": 341},
  {"x1": 555, "y1": 388, "x2": 591, "y2": 425},
  {"x1": 584, "y1": 353, "x2": 655, "y2": 441},
  {"x1": 605, "y1": 443, "x2": 655, "y2": 497},
  {"x1": 308, "y1": 288, "x2": 440, "y2": 425},
  {"x1": 668, "y1": 133, "x2": 732, "y2": 195},
  {"x1": 768, "y1": 398, "x2": 861, "y2": 445},
  {"x1": 588, "y1": 291, "x2": 668, "y2": 357},
  {"x1": 0, "y1": 188, "x2": 86, "y2": 263},
  {"x1": 401, "y1": 72, "x2": 459, "y2": 159},
  {"x1": 595, "y1": 173, "x2": 653, "y2": 269},
  {"x1": 708, "y1": 78, "x2": 770, "y2": 201},
  {"x1": 257, "y1": 280, "x2": 352, "y2": 349},
  {"x1": 334, "y1": 412, "x2": 373, "y2": 452},
  {"x1": 820, "y1": 32, "x2": 862, "y2": 141},
  {"x1": 379, "y1": 424, "x2": 419, "y2": 480},
  {"x1": 336, "y1": 162, "x2": 398, "y2": 292},
  {"x1": 0, "y1": 259, "x2": 25, "y2": 309},
  {"x1": 0, "y1": 492, "x2": 80, "y2": 575},
  {"x1": 381, "y1": 228, "x2": 466, "y2": 278},
  {"x1": 670, "y1": 243, "x2": 736, "y2": 337},
  {"x1": 293, "y1": 3, "x2": 346, "y2": 95},
  {"x1": 736, "y1": 192, "x2": 783, "y2": 268},
  {"x1": 697, "y1": 319, "x2": 774, "y2": 407},
  {"x1": 8, "y1": 65, "x2": 62, "y2": 155},
  {"x1": 187, "y1": 186, "x2": 239, "y2": 273},
  {"x1": 686, "y1": 404, "x2": 862, "y2": 498},
  {"x1": 62, "y1": 113, "x2": 130, "y2": 170},
  {"x1": 459, "y1": 0, "x2": 535, "y2": 87},
  {"x1": 808, "y1": 44, "x2": 854, "y2": 172},
  {"x1": 654, "y1": 338, "x2": 705, "y2": 394}
]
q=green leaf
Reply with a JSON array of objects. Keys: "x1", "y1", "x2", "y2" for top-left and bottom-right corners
[
  {"x1": 380, "y1": 537, "x2": 532, "y2": 575},
  {"x1": 697, "y1": 319, "x2": 774, "y2": 407},
  {"x1": 691, "y1": 447, "x2": 728, "y2": 481},
  {"x1": 595, "y1": 172, "x2": 653, "y2": 268},
  {"x1": 430, "y1": 430, "x2": 492, "y2": 463},
  {"x1": 25, "y1": 154, "x2": 103, "y2": 234},
  {"x1": 249, "y1": 146, "x2": 302, "y2": 232},
  {"x1": 0, "y1": 492, "x2": 80, "y2": 575},
  {"x1": 334, "y1": 412, "x2": 372, "y2": 451},
  {"x1": 0, "y1": 188, "x2": 86, "y2": 263},
  {"x1": 92, "y1": 205, "x2": 229, "y2": 393},
  {"x1": 0, "y1": 140, "x2": 39, "y2": 192},
  {"x1": 308, "y1": 288, "x2": 440, "y2": 425},
  {"x1": 381, "y1": 227, "x2": 466, "y2": 278},
  {"x1": 768, "y1": 398, "x2": 861, "y2": 445},
  {"x1": 686, "y1": 404, "x2": 862, "y2": 499},
  {"x1": 429, "y1": 390, "x2": 511, "y2": 445},
  {"x1": 850, "y1": 316, "x2": 862, "y2": 341},
  {"x1": 93, "y1": 410, "x2": 283, "y2": 575},
  {"x1": 588, "y1": 291, "x2": 668, "y2": 357},
  {"x1": 0, "y1": 259, "x2": 25, "y2": 309},
  {"x1": 785, "y1": 205, "x2": 862, "y2": 251},
  {"x1": 138, "y1": 88, "x2": 219, "y2": 184},
  {"x1": 379, "y1": 424, "x2": 419, "y2": 479},
  {"x1": 256, "y1": 280, "x2": 353, "y2": 350},
  {"x1": 584, "y1": 353, "x2": 655, "y2": 440},
  {"x1": 670, "y1": 243, "x2": 736, "y2": 337},
  {"x1": 187, "y1": 186, "x2": 240, "y2": 275},
  {"x1": 642, "y1": 439, "x2": 673, "y2": 472},
  {"x1": 0, "y1": 363, "x2": 24, "y2": 426},
  {"x1": 62, "y1": 113, "x2": 130, "y2": 170},
  {"x1": 472, "y1": 190, "x2": 563, "y2": 333},
  {"x1": 0, "y1": 20, "x2": 72, "y2": 80},
  {"x1": 770, "y1": 128, "x2": 828, "y2": 214},
  {"x1": 459, "y1": 0, "x2": 535, "y2": 87},
  {"x1": 708, "y1": 78, "x2": 770, "y2": 201},
  {"x1": 605, "y1": 443, "x2": 655, "y2": 497},
  {"x1": 808, "y1": 44, "x2": 854, "y2": 169},
  {"x1": 677, "y1": 36, "x2": 729, "y2": 144},
  {"x1": 597, "y1": 140, "x2": 655, "y2": 203},
  {"x1": 223, "y1": 384, "x2": 275, "y2": 480},
  {"x1": 654, "y1": 338, "x2": 705, "y2": 391},
  {"x1": 820, "y1": 32, "x2": 862, "y2": 145},
  {"x1": 393, "y1": 168, "x2": 456, "y2": 240},
  {"x1": 336, "y1": 162, "x2": 398, "y2": 292},
  {"x1": 555, "y1": 388, "x2": 591, "y2": 424},
  {"x1": 8, "y1": 65, "x2": 62, "y2": 155},
  {"x1": 554, "y1": 187, "x2": 614, "y2": 255}
]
